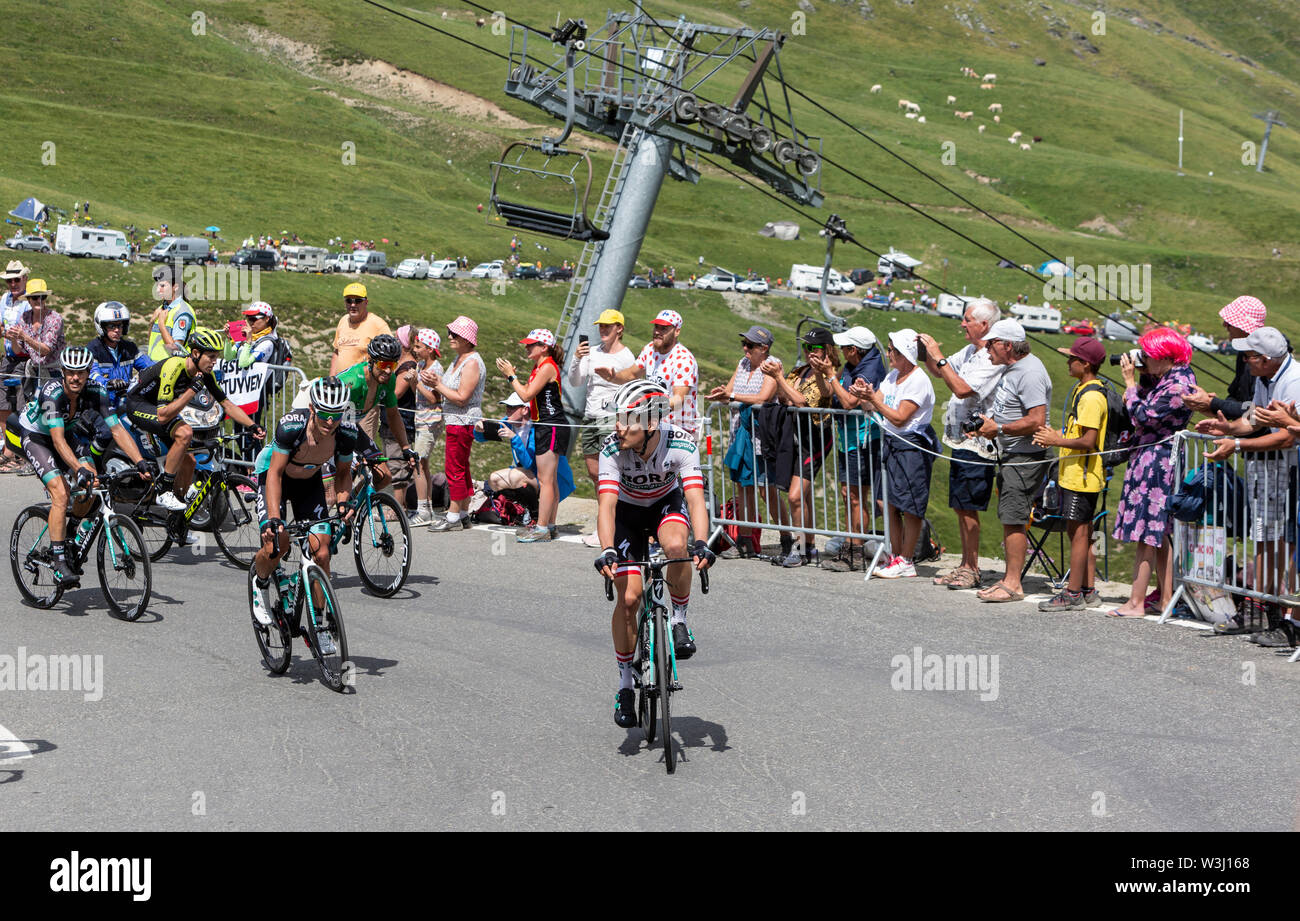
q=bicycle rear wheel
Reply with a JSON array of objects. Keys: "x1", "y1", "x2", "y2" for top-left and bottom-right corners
[
  {"x1": 249, "y1": 565, "x2": 291, "y2": 674},
  {"x1": 352, "y1": 492, "x2": 411, "y2": 597},
  {"x1": 636, "y1": 607, "x2": 656, "y2": 743},
  {"x1": 213, "y1": 473, "x2": 261, "y2": 567},
  {"x1": 301, "y1": 565, "x2": 349, "y2": 692},
  {"x1": 10, "y1": 505, "x2": 65, "y2": 609},
  {"x1": 654, "y1": 603, "x2": 675, "y2": 773},
  {"x1": 97, "y1": 514, "x2": 151, "y2": 620}
]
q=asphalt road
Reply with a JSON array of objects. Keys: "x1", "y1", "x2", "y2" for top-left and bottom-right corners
[{"x1": 0, "y1": 476, "x2": 1296, "y2": 831}]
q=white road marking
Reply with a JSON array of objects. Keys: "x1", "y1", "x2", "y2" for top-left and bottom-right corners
[{"x1": 0, "y1": 722, "x2": 33, "y2": 762}]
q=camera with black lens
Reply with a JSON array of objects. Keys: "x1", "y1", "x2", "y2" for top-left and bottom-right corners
[
  {"x1": 1108, "y1": 348, "x2": 1144, "y2": 368},
  {"x1": 960, "y1": 411, "x2": 986, "y2": 435},
  {"x1": 916, "y1": 337, "x2": 927, "y2": 363}
]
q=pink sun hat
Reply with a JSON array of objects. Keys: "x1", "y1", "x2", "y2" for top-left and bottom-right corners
[
  {"x1": 447, "y1": 315, "x2": 478, "y2": 346},
  {"x1": 1219, "y1": 296, "x2": 1267, "y2": 333}
]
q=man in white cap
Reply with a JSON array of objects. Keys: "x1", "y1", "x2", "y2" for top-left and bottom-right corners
[
  {"x1": 917, "y1": 298, "x2": 1005, "y2": 589},
  {"x1": 813, "y1": 326, "x2": 886, "y2": 571},
  {"x1": 596, "y1": 308, "x2": 698, "y2": 438},
  {"x1": 970, "y1": 318, "x2": 1052, "y2": 603},
  {"x1": 1201, "y1": 326, "x2": 1300, "y2": 648},
  {"x1": 1185, "y1": 295, "x2": 1270, "y2": 420}
]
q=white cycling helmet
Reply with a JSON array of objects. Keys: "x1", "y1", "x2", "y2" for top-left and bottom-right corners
[
  {"x1": 94, "y1": 300, "x2": 131, "y2": 337},
  {"x1": 61, "y1": 346, "x2": 94, "y2": 372},
  {"x1": 308, "y1": 376, "x2": 351, "y2": 413},
  {"x1": 611, "y1": 378, "x2": 670, "y2": 425}
]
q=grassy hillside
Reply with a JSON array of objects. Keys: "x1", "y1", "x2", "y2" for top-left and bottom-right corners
[{"x1": 3, "y1": 0, "x2": 1297, "y2": 578}]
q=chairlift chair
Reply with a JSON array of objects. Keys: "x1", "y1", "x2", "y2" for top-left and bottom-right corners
[{"x1": 488, "y1": 141, "x2": 609, "y2": 242}]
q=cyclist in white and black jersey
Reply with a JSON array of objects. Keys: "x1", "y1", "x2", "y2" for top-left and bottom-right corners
[{"x1": 594, "y1": 379, "x2": 714, "y2": 729}]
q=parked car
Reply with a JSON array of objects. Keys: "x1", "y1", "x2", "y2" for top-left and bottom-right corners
[
  {"x1": 540, "y1": 265, "x2": 573, "y2": 281},
  {"x1": 1063, "y1": 321, "x2": 1096, "y2": 336},
  {"x1": 736, "y1": 278, "x2": 769, "y2": 294},
  {"x1": 322, "y1": 252, "x2": 347, "y2": 273},
  {"x1": 5, "y1": 233, "x2": 50, "y2": 253},
  {"x1": 848, "y1": 268, "x2": 875, "y2": 287},
  {"x1": 1188, "y1": 333, "x2": 1217, "y2": 353},
  {"x1": 470, "y1": 261, "x2": 506, "y2": 279},
  {"x1": 891, "y1": 299, "x2": 920, "y2": 312},
  {"x1": 862, "y1": 294, "x2": 892, "y2": 309},
  {"x1": 694, "y1": 272, "x2": 739, "y2": 291},
  {"x1": 428, "y1": 259, "x2": 458, "y2": 279},
  {"x1": 353, "y1": 250, "x2": 388, "y2": 274},
  {"x1": 394, "y1": 258, "x2": 430, "y2": 279},
  {"x1": 513, "y1": 264, "x2": 541, "y2": 280},
  {"x1": 651, "y1": 275, "x2": 675, "y2": 288},
  {"x1": 627, "y1": 275, "x2": 652, "y2": 289},
  {"x1": 229, "y1": 248, "x2": 280, "y2": 271},
  {"x1": 149, "y1": 236, "x2": 210, "y2": 264}
]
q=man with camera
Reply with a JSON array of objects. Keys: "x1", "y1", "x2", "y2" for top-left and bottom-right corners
[
  {"x1": 918, "y1": 298, "x2": 1004, "y2": 590},
  {"x1": 968, "y1": 319, "x2": 1052, "y2": 603}
]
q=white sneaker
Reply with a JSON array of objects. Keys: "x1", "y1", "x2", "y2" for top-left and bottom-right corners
[
  {"x1": 251, "y1": 579, "x2": 273, "y2": 625},
  {"x1": 581, "y1": 531, "x2": 601, "y2": 548},
  {"x1": 156, "y1": 491, "x2": 186, "y2": 512},
  {"x1": 873, "y1": 556, "x2": 917, "y2": 579}
]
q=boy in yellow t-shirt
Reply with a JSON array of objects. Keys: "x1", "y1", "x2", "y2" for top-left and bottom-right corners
[{"x1": 1033, "y1": 336, "x2": 1108, "y2": 611}]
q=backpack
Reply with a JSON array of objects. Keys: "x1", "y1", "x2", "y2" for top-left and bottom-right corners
[
  {"x1": 1171, "y1": 462, "x2": 1249, "y2": 538},
  {"x1": 1068, "y1": 379, "x2": 1133, "y2": 470},
  {"x1": 912, "y1": 517, "x2": 942, "y2": 563}
]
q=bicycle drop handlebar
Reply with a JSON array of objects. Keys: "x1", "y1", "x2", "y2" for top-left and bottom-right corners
[{"x1": 602, "y1": 558, "x2": 710, "y2": 601}]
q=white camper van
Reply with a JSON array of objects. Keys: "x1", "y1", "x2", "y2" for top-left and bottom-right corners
[
  {"x1": 282, "y1": 245, "x2": 330, "y2": 272},
  {"x1": 936, "y1": 293, "x2": 975, "y2": 319},
  {"x1": 149, "y1": 236, "x2": 210, "y2": 264},
  {"x1": 55, "y1": 224, "x2": 130, "y2": 260},
  {"x1": 1011, "y1": 303, "x2": 1062, "y2": 334},
  {"x1": 877, "y1": 248, "x2": 922, "y2": 279},
  {"x1": 788, "y1": 263, "x2": 855, "y2": 294}
]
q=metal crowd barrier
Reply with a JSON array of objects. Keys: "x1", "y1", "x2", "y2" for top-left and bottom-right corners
[
  {"x1": 216, "y1": 362, "x2": 308, "y2": 469},
  {"x1": 1168, "y1": 431, "x2": 1300, "y2": 661},
  {"x1": 704, "y1": 401, "x2": 891, "y2": 579}
]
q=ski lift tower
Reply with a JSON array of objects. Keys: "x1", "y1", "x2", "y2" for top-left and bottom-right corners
[{"x1": 489, "y1": 5, "x2": 824, "y2": 416}]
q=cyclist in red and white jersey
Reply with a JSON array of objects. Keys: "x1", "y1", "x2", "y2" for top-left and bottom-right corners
[{"x1": 593, "y1": 379, "x2": 714, "y2": 729}]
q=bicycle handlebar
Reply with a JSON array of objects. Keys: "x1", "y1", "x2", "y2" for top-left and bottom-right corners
[{"x1": 601, "y1": 558, "x2": 709, "y2": 599}]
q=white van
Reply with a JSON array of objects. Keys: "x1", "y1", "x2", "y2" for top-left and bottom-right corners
[
  {"x1": 149, "y1": 236, "x2": 210, "y2": 264},
  {"x1": 56, "y1": 224, "x2": 130, "y2": 260},
  {"x1": 429, "y1": 259, "x2": 458, "y2": 279},
  {"x1": 788, "y1": 263, "x2": 854, "y2": 294},
  {"x1": 353, "y1": 251, "x2": 387, "y2": 274},
  {"x1": 394, "y1": 258, "x2": 429, "y2": 279},
  {"x1": 282, "y1": 245, "x2": 330, "y2": 272},
  {"x1": 1011, "y1": 303, "x2": 1062, "y2": 334},
  {"x1": 877, "y1": 248, "x2": 921, "y2": 279}
]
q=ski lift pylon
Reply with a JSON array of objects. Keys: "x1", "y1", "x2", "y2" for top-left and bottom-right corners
[{"x1": 488, "y1": 141, "x2": 608, "y2": 242}]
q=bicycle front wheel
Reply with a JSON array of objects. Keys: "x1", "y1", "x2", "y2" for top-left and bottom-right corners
[
  {"x1": 10, "y1": 505, "x2": 65, "y2": 609},
  {"x1": 213, "y1": 473, "x2": 261, "y2": 567},
  {"x1": 352, "y1": 492, "x2": 411, "y2": 597},
  {"x1": 97, "y1": 514, "x2": 152, "y2": 621},
  {"x1": 654, "y1": 603, "x2": 675, "y2": 773},
  {"x1": 249, "y1": 565, "x2": 291, "y2": 674},
  {"x1": 302, "y1": 565, "x2": 349, "y2": 692}
]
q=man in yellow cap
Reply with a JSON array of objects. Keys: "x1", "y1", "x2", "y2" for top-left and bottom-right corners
[
  {"x1": 567, "y1": 308, "x2": 635, "y2": 546},
  {"x1": 329, "y1": 282, "x2": 391, "y2": 376}
]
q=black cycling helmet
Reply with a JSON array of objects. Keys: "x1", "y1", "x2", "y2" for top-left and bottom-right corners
[{"x1": 367, "y1": 333, "x2": 401, "y2": 363}]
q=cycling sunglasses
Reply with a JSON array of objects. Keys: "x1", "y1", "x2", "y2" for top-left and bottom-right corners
[
  {"x1": 371, "y1": 360, "x2": 397, "y2": 372},
  {"x1": 314, "y1": 409, "x2": 344, "y2": 422}
]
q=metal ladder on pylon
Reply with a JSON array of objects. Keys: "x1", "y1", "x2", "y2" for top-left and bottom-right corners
[{"x1": 555, "y1": 120, "x2": 643, "y2": 343}]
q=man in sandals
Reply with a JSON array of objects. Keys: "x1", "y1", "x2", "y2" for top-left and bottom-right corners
[{"x1": 917, "y1": 298, "x2": 1005, "y2": 590}]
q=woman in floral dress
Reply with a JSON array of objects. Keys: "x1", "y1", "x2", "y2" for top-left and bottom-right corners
[{"x1": 1110, "y1": 327, "x2": 1195, "y2": 617}]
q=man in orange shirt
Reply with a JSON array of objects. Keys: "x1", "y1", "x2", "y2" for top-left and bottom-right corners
[{"x1": 329, "y1": 282, "x2": 391, "y2": 376}]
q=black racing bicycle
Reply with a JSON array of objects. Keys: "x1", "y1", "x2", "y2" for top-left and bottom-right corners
[
  {"x1": 249, "y1": 517, "x2": 350, "y2": 692},
  {"x1": 605, "y1": 559, "x2": 709, "y2": 774},
  {"x1": 10, "y1": 470, "x2": 152, "y2": 620}
]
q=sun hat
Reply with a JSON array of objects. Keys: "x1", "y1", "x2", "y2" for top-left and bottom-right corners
[
  {"x1": 1, "y1": 260, "x2": 29, "y2": 280},
  {"x1": 1231, "y1": 326, "x2": 1288, "y2": 360},
  {"x1": 739, "y1": 325, "x2": 774, "y2": 347},
  {"x1": 417, "y1": 328, "x2": 441, "y2": 357},
  {"x1": 1219, "y1": 296, "x2": 1267, "y2": 333},
  {"x1": 448, "y1": 315, "x2": 478, "y2": 346},
  {"x1": 1057, "y1": 335, "x2": 1106, "y2": 365},
  {"x1": 652, "y1": 309, "x2": 683, "y2": 329},
  {"x1": 985, "y1": 318, "x2": 1026, "y2": 343},
  {"x1": 595, "y1": 309, "x2": 625, "y2": 326},
  {"x1": 499, "y1": 392, "x2": 528, "y2": 407},
  {"x1": 520, "y1": 328, "x2": 556, "y2": 348},
  {"x1": 833, "y1": 326, "x2": 877, "y2": 350},
  {"x1": 23, "y1": 278, "x2": 51, "y2": 298},
  {"x1": 887, "y1": 328, "x2": 919, "y2": 364},
  {"x1": 343, "y1": 282, "x2": 368, "y2": 299}
]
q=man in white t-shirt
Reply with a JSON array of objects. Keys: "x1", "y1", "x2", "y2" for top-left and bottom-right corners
[
  {"x1": 569, "y1": 308, "x2": 636, "y2": 546},
  {"x1": 917, "y1": 298, "x2": 1005, "y2": 589},
  {"x1": 595, "y1": 309, "x2": 699, "y2": 438}
]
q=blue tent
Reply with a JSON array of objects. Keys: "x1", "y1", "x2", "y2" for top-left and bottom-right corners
[
  {"x1": 1037, "y1": 259, "x2": 1073, "y2": 277},
  {"x1": 8, "y1": 197, "x2": 46, "y2": 223}
]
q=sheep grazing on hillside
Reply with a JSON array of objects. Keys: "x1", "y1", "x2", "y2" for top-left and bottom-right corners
[
  {"x1": 1020, "y1": 143, "x2": 1032, "y2": 151},
  {"x1": 983, "y1": 73, "x2": 997, "y2": 82},
  {"x1": 988, "y1": 103, "x2": 1002, "y2": 113},
  {"x1": 917, "y1": 116, "x2": 926, "y2": 124},
  {"x1": 955, "y1": 110, "x2": 973, "y2": 120},
  {"x1": 1008, "y1": 136, "x2": 1017, "y2": 144},
  {"x1": 1010, "y1": 130, "x2": 1022, "y2": 140},
  {"x1": 898, "y1": 99, "x2": 911, "y2": 109},
  {"x1": 978, "y1": 124, "x2": 986, "y2": 133},
  {"x1": 946, "y1": 95, "x2": 957, "y2": 105},
  {"x1": 476, "y1": 17, "x2": 486, "y2": 27},
  {"x1": 993, "y1": 114, "x2": 1000, "y2": 123},
  {"x1": 905, "y1": 112, "x2": 917, "y2": 119},
  {"x1": 980, "y1": 83, "x2": 995, "y2": 90},
  {"x1": 1033, "y1": 136, "x2": 1043, "y2": 143},
  {"x1": 871, "y1": 84, "x2": 882, "y2": 93}
]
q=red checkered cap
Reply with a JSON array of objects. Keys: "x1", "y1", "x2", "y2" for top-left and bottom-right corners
[
  {"x1": 1219, "y1": 296, "x2": 1267, "y2": 333},
  {"x1": 519, "y1": 328, "x2": 556, "y2": 348},
  {"x1": 653, "y1": 309, "x2": 683, "y2": 329}
]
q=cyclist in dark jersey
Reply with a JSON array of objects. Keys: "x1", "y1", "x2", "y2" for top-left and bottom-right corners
[
  {"x1": 250, "y1": 377, "x2": 382, "y2": 639},
  {"x1": 496, "y1": 327, "x2": 566, "y2": 542},
  {"x1": 8, "y1": 346, "x2": 154, "y2": 586},
  {"x1": 124, "y1": 326, "x2": 263, "y2": 511}
]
